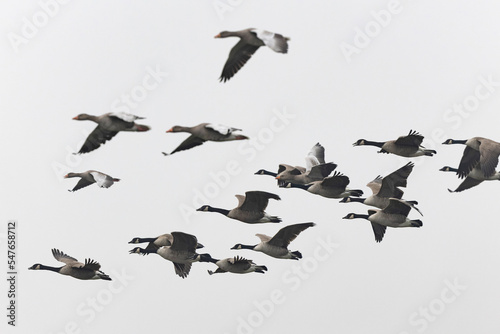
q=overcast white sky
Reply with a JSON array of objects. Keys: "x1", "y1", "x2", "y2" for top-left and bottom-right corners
[{"x1": 2, "y1": 1, "x2": 500, "y2": 333}]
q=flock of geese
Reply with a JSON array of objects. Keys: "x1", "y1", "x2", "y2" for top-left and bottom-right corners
[{"x1": 28, "y1": 28, "x2": 500, "y2": 281}]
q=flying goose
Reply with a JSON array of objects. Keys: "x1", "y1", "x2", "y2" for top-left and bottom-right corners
[
  {"x1": 64, "y1": 170, "x2": 120, "y2": 192},
  {"x1": 339, "y1": 162, "x2": 422, "y2": 215},
  {"x1": 282, "y1": 171, "x2": 363, "y2": 199},
  {"x1": 231, "y1": 222, "x2": 315, "y2": 259},
  {"x1": 273, "y1": 143, "x2": 337, "y2": 185},
  {"x1": 342, "y1": 198, "x2": 422, "y2": 243},
  {"x1": 353, "y1": 130, "x2": 436, "y2": 157},
  {"x1": 28, "y1": 249, "x2": 111, "y2": 281},
  {"x1": 128, "y1": 234, "x2": 204, "y2": 252},
  {"x1": 442, "y1": 137, "x2": 500, "y2": 178},
  {"x1": 129, "y1": 232, "x2": 210, "y2": 279},
  {"x1": 215, "y1": 28, "x2": 289, "y2": 82},
  {"x1": 204, "y1": 256, "x2": 268, "y2": 275},
  {"x1": 162, "y1": 123, "x2": 249, "y2": 155},
  {"x1": 72, "y1": 112, "x2": 150, "y2": 154},
  {"x1": 197, "y1": 191, "x2": 281, "y2": 223},
  {"x1": 440, "y1": 165, "x2": 500, "y2": 192}
]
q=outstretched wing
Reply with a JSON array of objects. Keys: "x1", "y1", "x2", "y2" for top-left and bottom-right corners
[
  {"x1": 219, "y1": 40, "x2": 260, "y2": 82},
  {"x1": 239, "y1": 191, "x2": 280, "y2": 212},
  {"x1": 77, "y1": 125, "x2": 118, "y2": 154},
  {"x1": 168, "y1": 135, "x2": 206, "y2": 155},
  {"x1": 268, "y1": 222, "x2": 315, "y2": 247},
  {"x1": 52, "y1": 249, "x2": 79, "y2": 265},
  {"x1": 394, "y1": 130, "x2": 424, "y2": 147}
]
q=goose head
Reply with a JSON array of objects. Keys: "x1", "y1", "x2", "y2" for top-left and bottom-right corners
[
  {"x1": 442, "y1": 139, "x2": 467, "y2": 145},
  {"x1": 196, "y1": 205, "x2": 212, "y2": 212},
  {"x1": 230, "y1": 244, "x2": 243, "y2": 250},
  {"x1": 352, "y1": 139, "x2": 366, "y2": 146},
  {"x1": 28, "y1": 264, "x2": 42, "y2": 270},
  {"x1": 439, "y1": 166, "x2": 452, "y2": 172},
  {"x1": 166, "y1": 126, "x2": 184, "y2": 133},
  {"x1": 72, "y1": 113, "x2": 92, "y2": 121},
  {"x1": 128, "y1": 238, "x2": 141, "y2": 244},
  {"x1": 339, "y1": 197, "x2": 351, "y2": 203}
]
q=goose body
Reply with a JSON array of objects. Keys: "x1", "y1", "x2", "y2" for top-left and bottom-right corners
[
  {"x1": 231, "y1": 222, "x2": 315, "y2": 259},
  {"x1": 128, "y1": 234, "x2": 204, "y2": 251},
  {"x1": 64, "y1": 170, "x2": 120, "y2": 192},
  {"x1": 442, "y1": 137, "x2": 500, "y2": 178},
  {"x1": 353, "y1": 130, "x2": 436, "y2": 157},
  {"x1": 28, "y1": 249, "x2": 111, "y2": 280},
  {"x1": 197, "y1": 191, "x2": 281, "y2": 224},
  {"x1": 163, "y1": 123, "x2": 248, "y2": 155},
  {"x1": 129, "y1": 232, "x2": 209, "y2": 278},
  {"x1": 73, "y1": 112, "x2": 150, "y2": 154},
  {"x1": 440, "y1": 165, "x2": 500, "y2": 192},
  {"x1": 340, "y1": 162, "x2": 422, "y2": 214},
  {"x1": 205, "y1": 256, "x2": 267, "y2": 275},
  {"x1": 215, "y1": 28, "x2": 289, "y2": 82},
  {"x1": 343, "y1": 198, "x2": 422, "y2": 242},
  {"x1": 283, "y1": 171, "x2": 363, "y2": 199},
  {"x1": 274, "y1": 143, "x2": 337, "y2": 185}
]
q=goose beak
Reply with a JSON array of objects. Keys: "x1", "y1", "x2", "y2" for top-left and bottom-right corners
[
  {"x1": 166, "y1": 128, "x2": 173, "y2": 133},
  {"x1": 72, "y1": 116, "x2": 78, "y2": 120},
  {"x1": 64, "y1": 174, "x2": 69, "y2": 178},
  {"x1": 214, "y1": 34, "x2": 221, "y2": 38},
  {"x1": 275, "y1": 176, "x2": 281, "y2": 180}
]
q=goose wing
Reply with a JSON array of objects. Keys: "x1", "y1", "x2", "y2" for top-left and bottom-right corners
[
  {"x1": 268, "y1": 222, "x2": 315, "y2": 247},
  {"x1": 370, "y1": 223, "x2": 387, "y2": 243},
  {"x1": 378, "y1": 162, "x2": 414, "y2": 198},
  {"x1": 89, "y1": 171, "x2": 114, "y2": 188},
  {"x1": 239, "y1": 191, "x2": 280, "y2": 212},
  {"x1": 320, "y1": 172, "x2": 349, "y2": 189},
  {"x1": 168, "y1": 135, "x2": 206, "y2": 155},
  {"x1": 109, "y1": 112, "x2": 144, "y2": 122},
  {"x1": 77, "y1": 125, "x2": 118, "y2": 154},
  {"x1": 308, "y1": 143, "x2": 326, "y2": 164},
  {"x1": 205, "y1": 124, "x2": 240, "y2": 136},
  {"x1": 256, "y1": 233, "x2": 272, "y2": 243},
  {"x1": 366, "y1": 176, "x2": 383, "y2": 195},
  {"x1": 381, "y1": 198, "x2": 412, "y2": 216},
  {"x1": 52, "y1": 249, "x2": 80, "y2": 265},
  {"x1": 173, "y1": 262, "x2": 192, "y2": 278},
  {"x1": 457, "y1": 146, "x2": 480, "y2": 179},
  {"x1": 219, "y1": 39, "x2": 260, "y2": 82},
  {"x1": 170, "y1": 232, "x2": 198, "y2": 253},
  {"x1": 394, "y1": 130, "x2": 424, "y2": 147},
  {"x1": 70, "y1": 177, "x2": 95, "y2": 192},
  {"x1": 478, "y1": 139, "x2": 500, "y2": 177},
  {"x1": 251, "y1": 29, "x2": 289, "y2": 53},
  {"x1": 81, "y1": 258, "x2": 101, "y2": 271},
  {"x1": 308, "y1": 162, "x2": 337, "y2": 179},
  {"x1": 449, "y1": 177, "x2": 483, "y2": 193}
]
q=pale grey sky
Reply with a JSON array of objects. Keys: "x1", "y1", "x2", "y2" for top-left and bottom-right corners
[{"x1": 2, "y1": 1, "x2": 500, "y2": 333}]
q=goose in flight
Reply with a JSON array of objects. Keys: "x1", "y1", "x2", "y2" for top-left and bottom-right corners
[
  {"x1": 162, "y1": 123, "x2": 248, "y2": 155},
  {"x1": 197, "y1": 191, "x2": 281, "y2": 223},
  {"x1": 72, "y1": 112, "x2": 150, "y2": 154},
  {"x1": 343, "y1": 198, "x2": 422, "y2": 243},
  {"x1": 353, "y1": 130, "x2": 436, "y2": 157},
  {"x1": 129, "y1": 232, "x2": 210, "y2": 279},
  {"x1": 231, "y1": 222, "x2": 315, "y2": 259},
  {"x1": 215, "y1": 28, "x2": 289, "y2": 82},
  {"x1": 28, "y1": 249, "x2": 111, "y2": 280},
  {"x1": 64, "y1": 170, "x2": 120, "y2": 192},
  {"x1": 442, "y1": 137, "x2": 500, "y2": 179}
]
